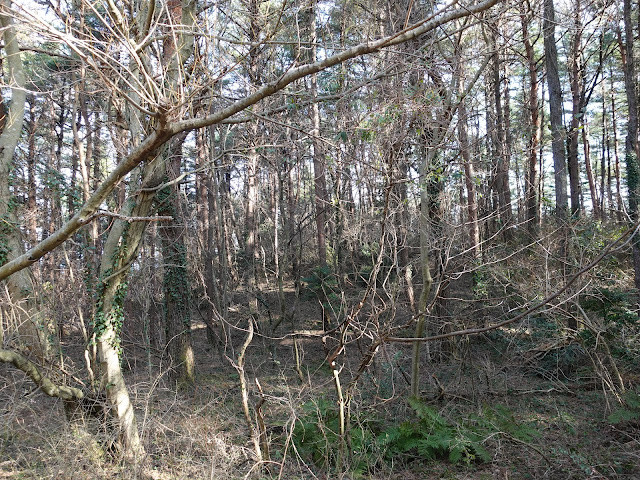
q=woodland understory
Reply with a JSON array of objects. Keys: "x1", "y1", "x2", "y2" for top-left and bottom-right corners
[
  {"x1": 1, "y1": 0, "x2": 640, "y2": 478},
  {"x1": 3, "y1": 223, "x2": 640, "y2": 480}
]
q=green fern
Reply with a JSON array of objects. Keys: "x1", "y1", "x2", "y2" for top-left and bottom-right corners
[
  {"x1": 609, "y1": 389, "x2": 640, "y2": 424},
  {"x1": 292, "y1": 397, "x2": 379, "y2": 473},
  {"x1": 379, "y1": 400, "x2": 538, "y2": 466}
]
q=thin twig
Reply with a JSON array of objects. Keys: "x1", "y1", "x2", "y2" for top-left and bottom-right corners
[{"x1": 84, "y1": 210, "x2": 173, "y2": 224}]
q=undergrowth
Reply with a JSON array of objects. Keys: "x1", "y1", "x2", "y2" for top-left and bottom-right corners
[
  {"x1": 609, "y1": 388, "x2": 640, "y2": 424},
  {"x1": 292, "y1": 396, "x2": 539, "y2": 475}
]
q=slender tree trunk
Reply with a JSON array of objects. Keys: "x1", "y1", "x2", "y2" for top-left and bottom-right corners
[
  {"x1": 611, "y1": 76, "x2": 624, "y2": 222},
  {"x1": 521, "y1": 5, "x2": 541, "y2": 235},
  {"x1": 567, "y1": 81, "x2": 582, "y2": 216},
  {"x1": 196, "y1": 128, "x2": 217, "y2": 346},
  {"x1": 25, "y1": 95, "x2": 39, "y2": 251},
  {"x1": 620, "y1": 0, "x2": 640, "y2": 291},
  {"x1": 246, "y1": 130, "x2": 260, "y2": 314},
  {"x1": 582, "y1": 121, "x2": 598, "y2": 217},
  {"x1": 488, "y1": 20, "x2": 513, "y2": 236},
  {"x1": 500, "y1": 62, "x2": 514, "y2": 232},
  {"x1": 544, "y1": 0, "x2": 569, "y2": 220},
  {"x1": 309, "y1": 0, "x2": 328, "y2": 268},
  {"x1": 411, "y1": 147, "x2": 435, "y2": 398},
  {"x1": 0, "y1": 2, "x2": 51, "y2": 358},
  {"x1": 459, "y1": 100, "x2": 480, "y2": 258},
  {"x1": 212, "y1": 128, "x2": 233, "y2": 352},
  {"x1": 601, "y1": 72, "x2": 608, "y2": 217},
  {"x1": 245, "y1": 0, "x2": 262, "y2": 316},
  {"x1": 287, "y1": 156, "x2": 300, "y2": 289}
]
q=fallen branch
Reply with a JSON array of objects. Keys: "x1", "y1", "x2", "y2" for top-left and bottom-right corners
[{"x1": 0, "y1": 348, "x2": 84, "y2": 401}]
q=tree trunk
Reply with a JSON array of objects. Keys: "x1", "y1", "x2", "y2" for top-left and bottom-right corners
[
  {"x1": 521, "y1": 5, "x2": 541, "y2": 234},
  {"x1": 582, "y1": 121, "x2": 598, "y2": 217},
  {"x1": 621, "y1": 0, "x2": 640, "y2": 291},
  {"x1": 488, "y1": 21, "x2": 513, "y2": 237},
  {"x1": 459, "y1": 100, "x2": 480, "y2": 259},
  {"x1": 245, "y1": 0, "x2": 263, "y2": 316},
  {"x1": 309, "y1": 0, "x2": 328, "y2": 268},
  {"x1": 94, "y1": 167, "x2": 161, "y2": 458},
  {"x1": 411, "y1": 147, "x2": 435, "y2": 398},
  {"x1": 245, "y1": 130, "x2": 260, "y2": 315},
  {"x1": 25, "y1": 95, "x2": 39, "y2": 251},
  {"x1": 610, "y1": 74, "x2": 624, "y2": 222},
  {"x1": 196, "y1": 128, "x2": 218, "y2": 346},
  {"x1": 544, "y1": 0, "x2": 569, "y2": 220},
  {"x1": 158, "y1": 141, "x2": 195, "y2": 386},
  {"x1": 567, "y1": 1, "x2": 585, "y2": 217},
  {"x1": 0, "y1": 1, "x2": 51, "y2": 358}
]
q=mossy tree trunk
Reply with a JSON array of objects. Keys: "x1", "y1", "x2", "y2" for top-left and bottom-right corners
[
  {"x1": 157, "y1": 142, "x2": 195, "y2": 386},
  {"x1": 94, "y1": 157, "x2": 165, "y2": 458},
  {"x1": 621, "y1": 0, "x2": 640, "y2": 292}
]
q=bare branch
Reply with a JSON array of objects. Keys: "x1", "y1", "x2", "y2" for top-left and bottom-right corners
[
  {"x1": 387, "y1": 221, "x2": 640, "y2": 344},
  {"x1": 0, "y1": 0, "x2": 500, "y2": 282},
  {"x1": 86, "y1": 210, "x2": 173, "y2": 224}
]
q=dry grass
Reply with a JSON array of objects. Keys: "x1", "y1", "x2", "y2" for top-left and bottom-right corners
[{"x1": 2, "y1": 274, "x2": 640, "y2": 479}]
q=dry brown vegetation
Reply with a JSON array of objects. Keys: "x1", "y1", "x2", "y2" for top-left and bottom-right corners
[{"x1": 2, "y1": 223, "x2": 640, "y2": 480}]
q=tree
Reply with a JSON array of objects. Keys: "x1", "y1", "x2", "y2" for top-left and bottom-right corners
[
  {"x1": 0, "y1": 0, "x2": 51, "y2": 358},
  {"x1": 621, "y1": 0, "x2": 640, "y2": 291},
  {"x1": 543, "y1": 0, "x2": 569, "y2": 221},
  {"x1": 0, "y1": 0, "x2": 501, "y2": 458}
]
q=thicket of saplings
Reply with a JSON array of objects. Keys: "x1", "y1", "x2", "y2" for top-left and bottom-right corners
[{"x1": 2, "y1": 218, "x2": 640, "y2": 479}]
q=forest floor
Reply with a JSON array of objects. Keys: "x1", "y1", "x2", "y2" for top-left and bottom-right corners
[{"x1": 1, "y1": 282, "x2": 640, "y2": 480}]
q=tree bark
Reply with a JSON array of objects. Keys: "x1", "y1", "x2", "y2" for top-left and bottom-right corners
[
  {"x1": 544, "y1": 0, "x2": 569, "y2": 221},
  {"x1": 621, "y1": 0, "x2": 640, "y2": 291},
  {"x1": 0, "y1": 0, "x2": 51, "y2": 358},
  {"x1": 158, "y1": 142, "x2": 195, "y2": 386}
]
